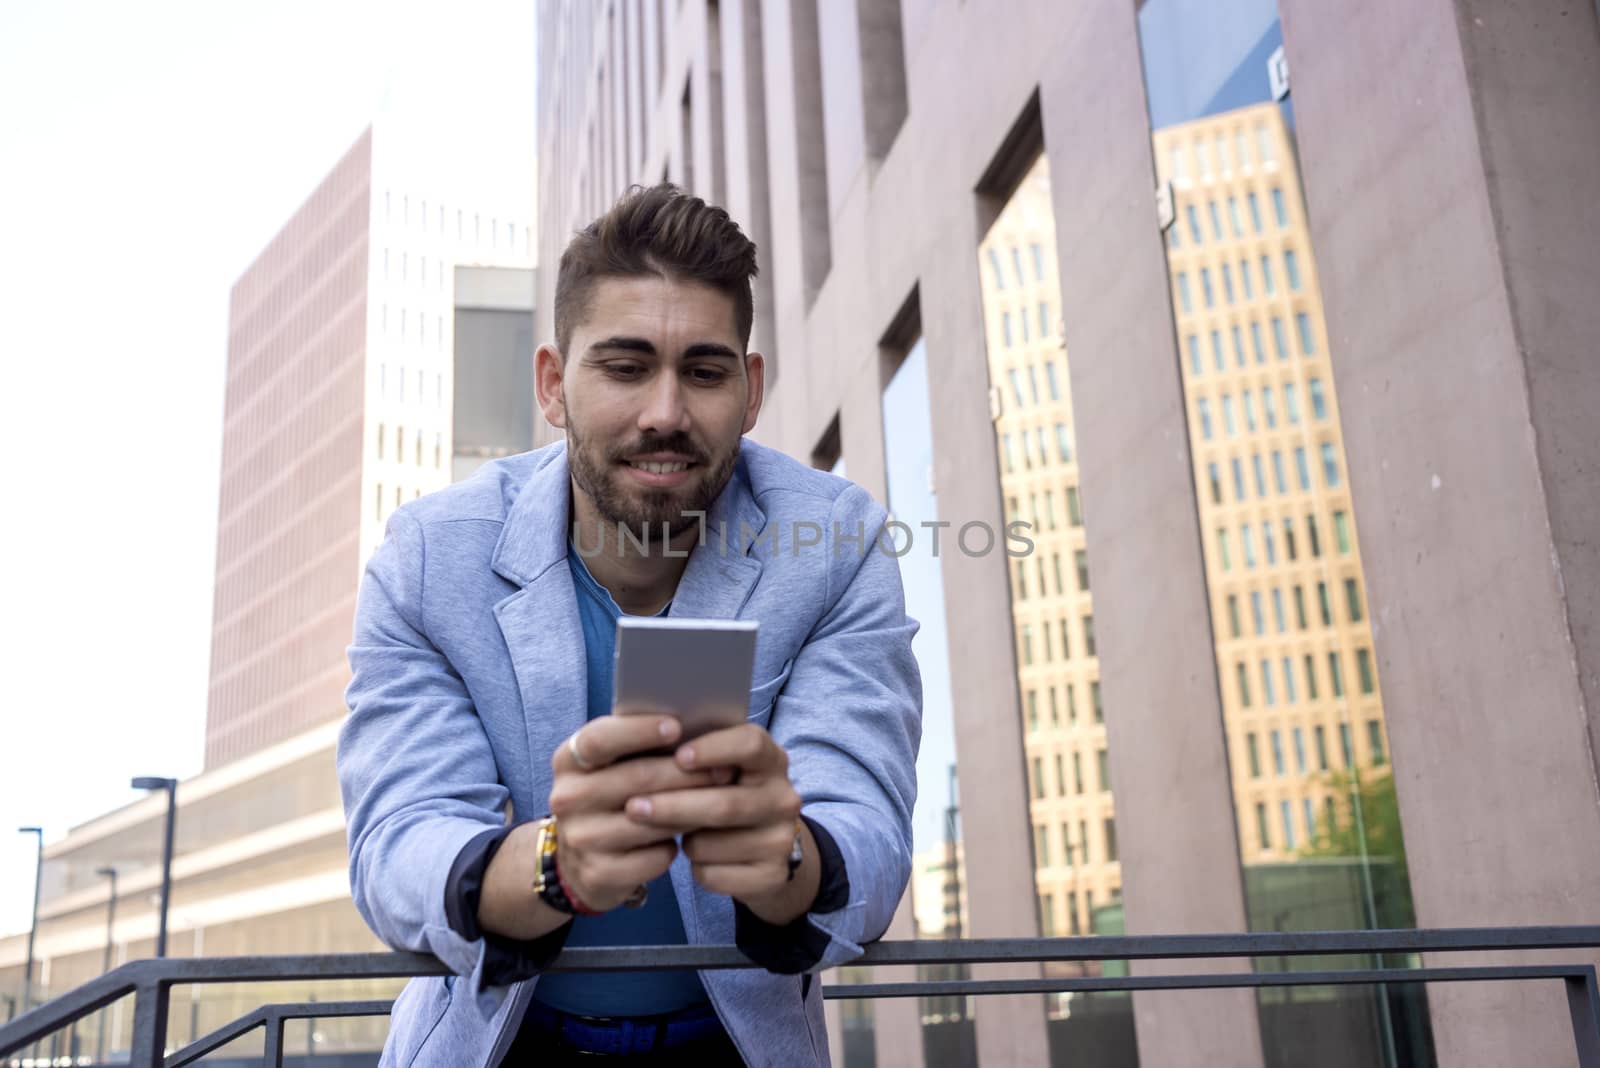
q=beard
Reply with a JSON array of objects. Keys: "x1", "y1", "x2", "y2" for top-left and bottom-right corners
[{"x1": 566, "y1": 415, "x2": 740, "y2": 541}]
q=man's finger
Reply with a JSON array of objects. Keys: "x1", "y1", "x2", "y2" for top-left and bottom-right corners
[
  {"x1": 553, "y1": 757, "x2": 729, "y2": 816},
  {"x1": 674, "y1": 722, "x2": 784, "y2": 775},
  {"x1": 626, "y1": 783, "x2": 800, "y2": 831},
  {"x1": 681, "y1": 824, "x2": 794, "y2": 865},
  {"x1": 554, "y1": 713, "x2": 681, "y2": 773},
  {"x1": 559, "y1": 812, "x2": 681, "y2": 856},
  {"x1": 690, "y1": 860, "x2": 788, "y2": 899}
]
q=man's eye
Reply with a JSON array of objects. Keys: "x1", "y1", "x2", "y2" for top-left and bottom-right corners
[
  {"x1": 688, "y1": 367, "x2": 728, "y2": 384},
  {"x1": 605, "y1": 363, "x2": 644, "y2": 379}
]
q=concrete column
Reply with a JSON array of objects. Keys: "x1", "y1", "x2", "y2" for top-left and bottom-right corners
[
  {"x1": 1279, "y1": 1, "x2": 1600, "y2": 1065},
  {"x1": 1038, "y1": 3, "x2": 1266, "y2": 1066}
]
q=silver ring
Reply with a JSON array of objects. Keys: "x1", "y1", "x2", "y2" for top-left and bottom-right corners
[{"x1": 568, "y1": 733, "x2": 596, "y2": 772}]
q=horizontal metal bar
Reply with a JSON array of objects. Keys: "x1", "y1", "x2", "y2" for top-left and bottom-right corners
[
  {"x1": 163, "y1": 1007, "x2": 268, "y2": 1068},
  {"x1": 0, "y1": 970, "x2": 134, "y2": 1054},
  {"x1": 163, "y1": 1000, "x2": 395, "y2": 1067},
  {"x1": 8, "y1": 926, "x2": 1600, "y2": 1058},
  {"x1": 826, "y1": 965, "x2": 1595, "y2": 1000}
]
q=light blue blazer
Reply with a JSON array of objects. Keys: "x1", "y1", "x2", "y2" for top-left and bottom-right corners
[{"x1": 338, "y1": 438, "x2": 922, "y2": 1067}]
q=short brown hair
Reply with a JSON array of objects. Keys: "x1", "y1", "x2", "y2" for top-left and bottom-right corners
[{"x1": 553, "y1": 183, "x2": 759, "y2": 356}]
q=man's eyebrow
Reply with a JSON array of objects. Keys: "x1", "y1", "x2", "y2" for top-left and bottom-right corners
[
  {"x1": 588, "y1": 336, "x2": 656, "y2": 355},
  {"x1": 682, "y1": 342, "x2": 740, "y2": 360},
  {"x1": 587, "y1": 337, "x2": 740, "y2": 360}
]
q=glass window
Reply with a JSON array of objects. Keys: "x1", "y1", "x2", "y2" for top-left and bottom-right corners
[
  {"x1": 988, "y1": 248, "x2": 1006, "y2": 289},
  {"x1": 1321, "y1": 443, "x2": 1341, "y2": 487},
  {"x1": 1309, "y1": 378, "x2": 1328, "y2": 420},
  {"x1": 1334, "y1": 510, "x2": 1352, "y2": 553},
  {"x1": 1140, "y1": 6, "x2": 1424, "y2": 1060},
  {"x1": 1211, "y1": 329, "x2": 1226, "y2": 371},
  {"x1": 1232, "y1": 325, "x2": 1246, "y2": 367},
  {"x1": 1315, "y1": 725, "x2": 1329, "y2": 770},
  {"x1": 1250, "y1": 591, "x2": 1264, "y2": 635},
  {"x1": 1187, "y1": 203, "x2": 1203, "y2": 243},
  {"x1": 1247, "y1": 732, "x2": 1262, "y2": 777},
  {"x1": 1297, "y1": 312, "x2": 1317, "y2": 355},
  {"x1": 1209, "y1": 200, "x2": 1223, "y2": 239},
  {"x1": 980, "y1": 158, "x2": 1127, "y2": 1039},
  {"x1": 1201, "y1": 267, "x2": 1214, "y2": 307},
  {"x1": 1178, "y1": 272, "x2": 1193, "y2": 313},
  {"x1": 1271, "y1": 316, "x2": 1288, "y2": 359},
  {"x1": 1345, "y1": 579, "x2": 1363, "y2": 623},
  {"x1": 1188, "y1": 334, "x2": 1203, "y2": 375},
  {"x1": 1231, "y1": 458, "x2": 1246, "y2": 500},
  {"x1": 1367, "y1": 719, "x2": 1386, "y2": 764},
  {"x1": 1262, "y1": 661, "x2": 1277, "y2": 707},
  {"x1": 1358, "y1": 648, "x2": 1376, "y2": 695},
  {"x1": 1003, "y1": 312, "x2": 1014, "y2": 348},
  {"x1": 1222, "y1": 394, "x2": 1237, "y2": 436}
]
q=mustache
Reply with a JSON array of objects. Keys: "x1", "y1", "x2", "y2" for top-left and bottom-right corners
[{"x1": 608, "y1": 433, "x2": 706, "y2": 464}]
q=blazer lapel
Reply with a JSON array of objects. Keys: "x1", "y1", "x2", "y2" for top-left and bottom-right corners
[{"x1": 491, "y1": 446, "x2": 587, "y2": 797}]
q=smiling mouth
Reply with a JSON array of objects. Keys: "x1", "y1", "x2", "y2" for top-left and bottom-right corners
[{"x1": 624, "y1": 459, "x2": 695, "y2": 474}]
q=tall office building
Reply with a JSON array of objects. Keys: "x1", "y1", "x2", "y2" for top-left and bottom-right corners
[
  {"x1": 205, "y1": 125, "x2": 532, "y2": 768},
  {"x1": 538, "y1": 2, "x2": 1600, "y2": 1067},
  {"x1": 0, "y1": 135, "x2": 538, "y2": 1060}
]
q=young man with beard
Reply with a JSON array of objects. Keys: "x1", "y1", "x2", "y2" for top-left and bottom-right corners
[{"x1": 338, "y1": 184, "x2": 922, "y2": 1065}]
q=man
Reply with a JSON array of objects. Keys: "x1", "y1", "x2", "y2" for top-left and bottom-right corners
[{"x1": 339, "y1": 184, "x2": 922, "y2": 1066}]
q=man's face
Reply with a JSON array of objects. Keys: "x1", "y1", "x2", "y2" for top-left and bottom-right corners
[{"x1": 536, "y1": 275, "x2": 764, "y2": 537}]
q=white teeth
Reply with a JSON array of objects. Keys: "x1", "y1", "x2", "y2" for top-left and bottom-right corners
[{"x1": 635, "y1": 461, "x2": 688, "y2": 474}]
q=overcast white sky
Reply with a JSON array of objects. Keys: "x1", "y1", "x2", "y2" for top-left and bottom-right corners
[{"x1": 0, "y1": 0, "x2": 537, "y2": 939}]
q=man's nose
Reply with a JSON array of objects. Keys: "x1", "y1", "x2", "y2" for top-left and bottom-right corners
[{"x1": 638, "y1": 370, "x2": 690, "y2": 434}]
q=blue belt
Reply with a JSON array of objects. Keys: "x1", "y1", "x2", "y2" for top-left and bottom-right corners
[{"x1": 524, "y1": 998, "x2": 726, "y2": 1055}]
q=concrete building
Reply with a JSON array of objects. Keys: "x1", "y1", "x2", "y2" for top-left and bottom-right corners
[
  {"x1": 535, "y1": 1, "x2": 1600, "y2": 1067},
  {"x1": 0, "y1": 129, "x2": 536, "y2": 1065},
  {"x1": 206, "y1": 126, "x2": 533, "y2": 769}
]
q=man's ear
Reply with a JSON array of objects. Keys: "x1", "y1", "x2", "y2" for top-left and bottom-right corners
[
  {"x1": 741, "y1": 351, "x2": 765, "y2": 434},
  {"x1": 535, "y1": 343, "x2": 567, "y2": 428}
]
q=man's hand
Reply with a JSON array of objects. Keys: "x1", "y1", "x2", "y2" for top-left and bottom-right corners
[
  {"x1": 623, "y1": 723, "x2": 822, "y2": 926},
  {"x1": 477, "y1": 713, "x2": 726, "y2": 936}
]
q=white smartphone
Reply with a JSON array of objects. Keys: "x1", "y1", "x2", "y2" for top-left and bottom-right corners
[{"x1": 612, "y1": 616, "x2": 760, "y2": 740}]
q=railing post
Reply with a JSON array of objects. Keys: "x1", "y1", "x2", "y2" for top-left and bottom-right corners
[
  {"x1": 129, "y1": 980, "x2": 170, "y2": 1067},
  {"x1": 262, "y1": 1009, "x2": 285, "y2": 1068},
  {"x1": 1567, "y1": 967, "x2": 1600, "y2": 1068}
]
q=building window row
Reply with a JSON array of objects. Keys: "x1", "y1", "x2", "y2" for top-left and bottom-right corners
[
  {"x1": 1174, "y1": 245, "x2": 1304, "y2": 317},
  {"x1": 1235, "y1": 646, "x2": 1379, "y2": 711},
  {"x1": 1216, "y1": 509, "x2": 1354, "y2": 574}
]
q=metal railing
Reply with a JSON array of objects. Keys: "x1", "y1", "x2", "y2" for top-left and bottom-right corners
[{"x1": 2, "y1": 926, "x2": 1597, "y2": 1067}]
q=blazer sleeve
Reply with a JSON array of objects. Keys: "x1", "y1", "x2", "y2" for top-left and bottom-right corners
[
  {"x1": 337, "y1": 509, "x2": 525, "y2": 1015},
  {"x1": 770, "y1": 484, "x2": 924, "y2": 969}
]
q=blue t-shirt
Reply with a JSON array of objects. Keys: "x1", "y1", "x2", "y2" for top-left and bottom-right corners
[{"x1": 530, "y1": 546, "x2": 709, "y2": 1016}]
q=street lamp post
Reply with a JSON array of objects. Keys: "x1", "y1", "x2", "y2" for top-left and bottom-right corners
[
  {"x1": 16, "y1": 827, "x2": 43, "y2": 1010},
  {"x1": 95, "y1": 866, "x2": 117, "y2": 1065},
  {"x1": 131, "y1": 777, "x2": 178, "y2": 957}
]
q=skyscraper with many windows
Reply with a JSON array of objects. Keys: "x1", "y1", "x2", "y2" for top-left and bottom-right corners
[{"x1": 205, "y1": 124, "x2": 532, "y2": 768}]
